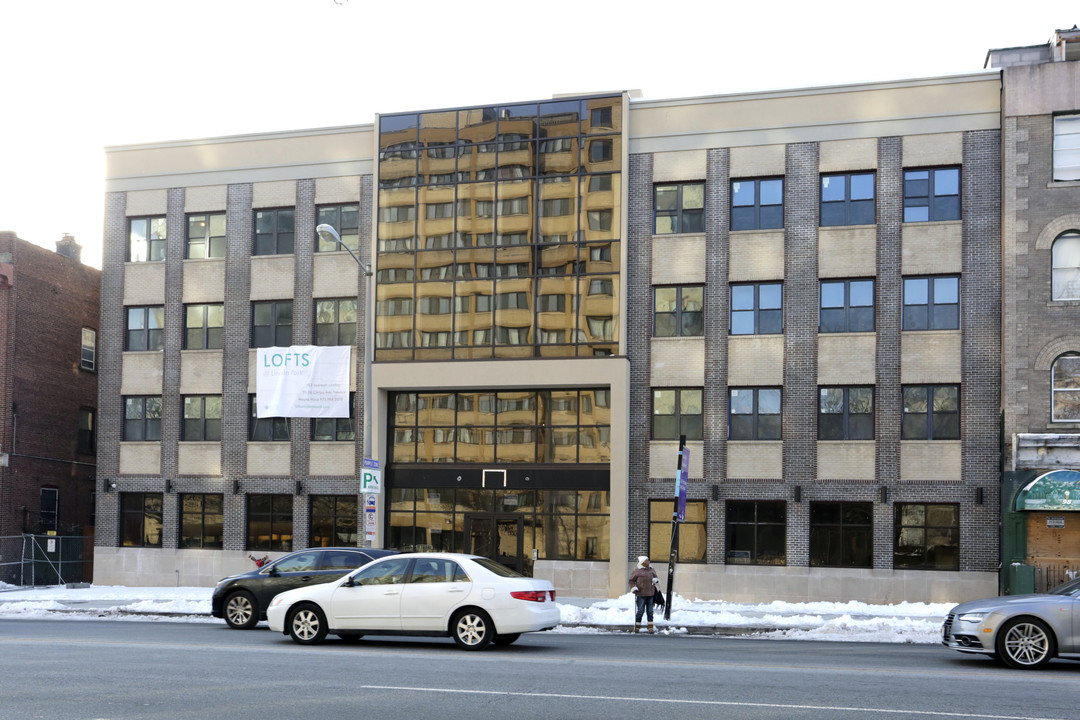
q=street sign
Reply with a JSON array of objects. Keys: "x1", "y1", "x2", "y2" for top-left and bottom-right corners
[
  {"x1": 361, "y1": 459, "x2": 382, "y2": 493},
  {"x1": 675, "y1": 446, "x2": 689, "y2": 522},
  {"x1": 365, "y1": 493, "x2": 378, "y2": 542}
]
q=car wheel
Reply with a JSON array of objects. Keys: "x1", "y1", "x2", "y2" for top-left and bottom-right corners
[
  {"x1": 493, "y1": 633, "x2": 521, "y2": 646},
  {"x1": 452, "y1": 608, "x2": 494, "y2": 650},
  {"x1": 223, "y1": 591, "x2": 259, "y2": 630},
  {"x1": 996, "y1": 617, "x2": 1055, "y2": 669},
  {"x1": 288, "y1": 604, "x2": 328, "y2": 645}
]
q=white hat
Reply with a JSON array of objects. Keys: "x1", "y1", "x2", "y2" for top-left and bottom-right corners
[{"x1": 638, "y1": 555, "x2": 649, "y2": 564}]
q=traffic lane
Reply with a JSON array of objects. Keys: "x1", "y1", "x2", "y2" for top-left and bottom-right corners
[{"x1": 1, "y1": 620, "x2": 1077, "y2": 720}]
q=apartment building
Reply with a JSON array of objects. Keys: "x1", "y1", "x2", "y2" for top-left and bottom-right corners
[{"x1": 96, "y1": 67, "x2": 1008, "y2": 602}]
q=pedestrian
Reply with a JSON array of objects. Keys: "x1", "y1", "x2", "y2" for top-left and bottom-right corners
[{"x1": 628, "y1": 555, "x2": 659, "y2": 633}]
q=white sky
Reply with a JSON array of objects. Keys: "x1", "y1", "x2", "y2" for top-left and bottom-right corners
[{"x1": 1, "y1": 0, "x2": 1076, "y2": 269}]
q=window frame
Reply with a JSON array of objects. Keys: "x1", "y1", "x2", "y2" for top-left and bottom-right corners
[
  {"x1": 246, "y1": 494, "x2": 294, "y2": 552},
  {"x1": 251, "y1": 300, "x2": 293, "y2": 348},
  {"x1": 316, "y1": 204, "x2": 360, "y2": 252},
  {"x1": 253, "y1": 207, "x2": 296, "y2": 256},
  {"x1": 182, "y1": 394, "x2": 223, "y2": 442},
  {"x1": 125, "y1": 306, "x2": 165, "y2": 352},
  {"x1": 731, "y1": 177, "x2": 783, "y2": 231},
  {"x1": 902, "y1": 276, "x2": 960, "y2": 331},
  {"x1": 80, "y1": 328, "x2": 96, "y2": 371},
  {"x1": 819, "y1": 279, "x2": 875, "y2": 333},
  {"x1": 314, "y1": 297, "x2": 358, "y2": 347},
  {"x1": 186, "y1": 212, "x2": 226, "y2": 259},
  {"x1": 184, "y1": 303, "x2": 224, "y2": 350},
  {"x1": 809, "y1": 501, "x2": 872, "y2": 568},
  {"x1": 728, "y1": 387, "x2": 782, "y2": 441},
  {"x1": 1052, "y1": 354, "x2": 1080, "y2": 422},
  {"x1": 120, "y1": 492, "x2": 163, "y2": 548},
  {"x1": 123, "y1": 396, "x2": 162, "y2": 442},
  {"x1": 250, "y1": 395, "x2": 290, "y2": 442},
  {"x1": 1053, "y1": 113, "x2": 1080, "y2": 182},
  {"x1": 652, "y1": 285, "x2": 704, "y2": 337},
  {"x1": 39, "y1": 487, "x2": 58, "y2": 533},
  {"x1": 309, "y1": 495, "x2": 359, "y2": 547},
  {"x1": 894, "y1": 502, "x2": 959, "y2": 571},
  {"x1": 725, "y1": 500, "x2": 787, "y2": 566},
  {"x1": 651, "y1": 388, "x2": 704, "y2": 441},
  {"x1": 730, "y1": 282, "x2": 782, "y2": 335},
  {"x1": 128, "y1": 216, "x2": 166, "y2": 262},
  {"x1": 312, "y1": 393, "x2": 356, "y2": 442},
  {"x1": 820, "y1": 172, "x2": 876, "y2": 227},
  {"x1": 179, "y1": 493, "x2": 224, "y2": 549},
  {"x1": 817, "y1": 386, "x2": 874, "y2": 440},
  {"x1": 902, "y1": 166, "x2": 960, "y2": 222},
  {"x1": 1051, "y1": 232, "x2": 1080, "y2": 301},
  {"x1": 901, "y1": 384, "x2": 960, "y2": 440},
  {"x1": 653, "y1": 182, "x2": 705, "y2": 235},
  {"x1": 77, "y1": 407, "x2": 96, "y2": 455},
  {"x1": 648, "y1": 499, "x2": 707, "y2": 563}
]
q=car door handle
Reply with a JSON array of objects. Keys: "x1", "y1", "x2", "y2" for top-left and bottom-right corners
[
  {"x1": 383, "y1": 589, "x2": 401, "y2": 595},
  {"x1": 447, "y1": 588, "x2": 465, "y2": 593}
]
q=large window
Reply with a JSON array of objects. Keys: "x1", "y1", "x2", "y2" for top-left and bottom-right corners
[
  {"x1": 391, "y1": 389, "x2": 611, "y2": 464},
  {"x1": 1052, "y1": 354, "x2": 1080, "y2": 422},
  {"x1": 1051, "y1": 232, "x2": 1080, "y2": 300},
  {"x1": 894, "y1": 503, "x2": 959, "y2": 570},
  {"x1": 316, "y1": 204, "x2": 360, "y2": 252},
  {"x1": 125, "y1": 306, "x2": 165, "y2": 351},
  {"x1": 39, "y1": 488, "x2": 58, "y2": 533},
  {"x1": 128, "y1": 217, "x2": 166, "y2": 262},
  {"x1": 182, "y1": 395, "x2": 222, "y2": 442},
  {"x1": 253, "y1": 208, "x2": 295, "y2": 256},
  {"x1": 903, "y1": 276, "x2": 959, "y2": 330},
  {"x1": 820, "y1": 172, "x2": 875, "y2": 226},
  {"x1": 902, "y1": 385, "x2": 959, "y2": 440},
  {"x1": 315, "y1": 298, "x2": 358, "y2": 346},
  {"x1": 123, "y1": 396, "x2": 162, "y2": 441},
  {"x1": 653, "y1": 286, "x2": 703, "y2": 337},
  {"x1": 809, "y1": 502, "x2": 872, "y2": 568},
  {"x1": 247, "y1": 494, "x2": 293, "y2": 552},
  {"x1": 251, "y1": 300, "x2": 292, "y2": 348},
  {"x1": 818, "y1": 387, "x2": 874, "y2": 440},
  {"x1": 729, "y1": 388, "x2": 781, "y2": 440},
  {"x1": 1053, "y1": 114, "x2": 1080, "y2": 182},
  {"x1": 185, "y1": 303, "x2": 224, "y2": 350},
  {"x1": 730, "y1": 282, "x2": 782, "y2": 335},
  {"x1": 312, "y1": 394, "x2": 355, "y2": 442},
  {"x1": 731, "y1": 178, "x2": 783, "y2": 230},
  {"x1": 179, "y1": 494, "x2": 223, "y2": 549},
  {"x1": 78, "y1": 408, "x2": 95, "y2": 455},
  {"x1": 649, "y1": 499, "x2": 706, "y2": 563},
  {"x1": 820, "y1": 279, "x2": 874, "y2": 333},
  {"x1": 81, "y1": 328, "x2": 96, "y2": 371},
  {"x1": 652, "y1": 388, "x2": 703, "y2": 441},
  {"x1": 726, "y1": 500, "x2": 786, "y2": 565},
  {"x1": 121, "y1": 492, "x2": 163, "y2": 548},
  {"x1": 250, "y1": 395, "x2": 289, "y2": 442},
  {"x1": 654, "y1": 182, "x2": 704, "y2": 234},
  {"x1": 186, "y1": 213, "x2": 226, "y2": 259},
  {"x1": 903, "y1": 167, "x2": 960, "y2": 222},
  {"x1": 310, "y1": 495, "x2": 358, "y2": 546}
]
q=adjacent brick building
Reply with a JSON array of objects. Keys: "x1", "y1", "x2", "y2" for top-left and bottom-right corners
[{"x1": 0, "y1": 231, "x2": 100, "y2": 584}]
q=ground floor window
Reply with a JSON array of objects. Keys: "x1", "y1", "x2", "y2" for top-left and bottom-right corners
[
  {"x1": 894, "y1": 503, "x2": 959, "y2": 570},
  {"x1": 648, "y1": 499, "x2": 707, "y2": 562},
  {"x1": 120, "y1": 492, "x2": 163, "y2": 547},
  {"x1": 247, "y1": 494, "x2": 293, "y2": 551},
  {"x1": 310, "y1": 495, "x2": 358, "y2": 546},
  {"x1": 809, "y1": 501, "x2": 872, "y2": 567},
  {"x1": 726, "y1": 500, "x2": 786, "y2": 565},
  {"x1": 388, "y1": 488, "x2": 609, "y2": 560},
  {"x1": 179, "y1": 493, "x2": 223, "y2": 549}
]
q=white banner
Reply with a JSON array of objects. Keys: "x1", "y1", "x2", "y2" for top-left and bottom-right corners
[{"x1": 256, "y1": 346, "x2": 351, "y2": 418}]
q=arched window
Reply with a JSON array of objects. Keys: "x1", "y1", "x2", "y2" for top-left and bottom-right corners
[
  {"x1": 1052, "y1": 354, "x2": 1080, "y2": 421},
  {"x1": 1051, "y1": 232, "x2": 1080, "y2": 300}
]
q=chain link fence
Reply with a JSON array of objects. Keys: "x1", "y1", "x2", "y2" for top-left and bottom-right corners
[{"x1": 0, "y1": 534, "x2": 93, "y2": 586}]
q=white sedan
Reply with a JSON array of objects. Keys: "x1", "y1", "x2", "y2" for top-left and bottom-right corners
[{"x1": 266, "y1": 552, "x2": 561, "y2": 650}]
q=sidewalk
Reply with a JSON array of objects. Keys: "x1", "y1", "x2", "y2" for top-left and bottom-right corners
[{"x1": 0, "y1": 583, "x2": 952, "y2": 642}]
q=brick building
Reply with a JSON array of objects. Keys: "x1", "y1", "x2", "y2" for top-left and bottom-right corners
[
  {"x1": 95, "y1": 69, "x2": 1006, "y2": 604},
  {"x1": 994, "y1": 27, "x2": 1080, "y2": 592},
  {"x1": 0, "y1": 231, "x2": 100, "y2": 584}
]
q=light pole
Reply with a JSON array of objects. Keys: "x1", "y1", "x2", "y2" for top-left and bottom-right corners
[{"x1": 315, "y1": 224, "x2": 374, "y2": 461}]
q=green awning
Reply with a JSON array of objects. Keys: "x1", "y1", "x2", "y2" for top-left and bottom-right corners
[{"x1": 1015, "y1": 469, "x2": 1080, "y2": 511}]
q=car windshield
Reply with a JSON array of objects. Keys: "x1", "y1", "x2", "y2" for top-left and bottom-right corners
[
  {"x1": 1048, "y1": 577, "x2": 1080, "y2": 596},
  {"x1": 472, "y1": 557, "x2": 524, "y2": 577}
]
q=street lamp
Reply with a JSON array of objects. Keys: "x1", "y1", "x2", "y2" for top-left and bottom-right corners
[{"x1": 315, "y1": 224, "x2": 374, "y2": 461}]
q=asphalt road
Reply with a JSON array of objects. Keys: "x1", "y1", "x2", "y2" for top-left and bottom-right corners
[{"x1": 0, "y1": 618, "x2": 1077, "y2": 720}]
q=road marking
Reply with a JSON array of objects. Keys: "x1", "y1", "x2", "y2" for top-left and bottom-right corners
[{"x1": 358, "y1": 685, "x2": 1065, "y2": 720}]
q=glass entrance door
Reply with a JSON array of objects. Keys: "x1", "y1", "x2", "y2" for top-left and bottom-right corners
[{"x1": 465, "y1": 513, "x2": 526, "y2": 574}]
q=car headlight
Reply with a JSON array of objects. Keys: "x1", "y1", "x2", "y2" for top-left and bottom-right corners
[{"x1": 956, "y1": 612, "x2": 988, "y2": 624}]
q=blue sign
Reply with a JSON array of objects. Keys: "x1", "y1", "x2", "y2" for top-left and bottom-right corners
[
  {"x1": 675, "y1": 446, "x2": 689, "y2": 521},
  {"x1": 363, "y1": 458, "x2": 380, "y2": 470}
]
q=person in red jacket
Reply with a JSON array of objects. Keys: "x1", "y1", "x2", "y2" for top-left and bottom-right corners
[{"x1": 628, "y1": 555, "x2": 659, "y2": 633}]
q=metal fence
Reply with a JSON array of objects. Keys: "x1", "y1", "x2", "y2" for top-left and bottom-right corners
[
  {"x1": 0, "y1": 534, "x2": 93, "y2": 586},
  {"x1": 1032, "y1": 559, "x2": 1079, "y2": 593}
]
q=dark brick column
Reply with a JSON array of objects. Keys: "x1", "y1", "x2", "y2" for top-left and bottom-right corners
[{"x1": 160, "y1": 187, "x2": 186, "y2": 549}]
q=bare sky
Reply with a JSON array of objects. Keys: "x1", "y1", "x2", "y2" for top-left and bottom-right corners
[{"x1": 1, "y1": 0, "x2": 1075, "y2": 268}]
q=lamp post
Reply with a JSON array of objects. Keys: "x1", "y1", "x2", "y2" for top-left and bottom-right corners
[{"x1": 315, "y1": 224, "x2": 374, "y2": 461}]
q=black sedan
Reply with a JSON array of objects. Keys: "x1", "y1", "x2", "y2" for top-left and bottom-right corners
[{"x1": 212, "y1": 547, "x2": 397, "y2": 629}]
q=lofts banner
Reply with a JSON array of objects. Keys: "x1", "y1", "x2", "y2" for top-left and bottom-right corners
[{"x1": 256, "y1": 346, "x2": 351, "y2": 418}]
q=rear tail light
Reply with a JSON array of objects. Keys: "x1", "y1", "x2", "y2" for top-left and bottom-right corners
[
  {"x1": 549, "y1": 590, "x2": 556, "y2": 601},
  {"x1": 511, "y1": 590, "x2": 550, "y2": 602}
]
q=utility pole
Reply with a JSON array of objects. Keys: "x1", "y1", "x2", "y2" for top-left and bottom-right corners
[{"x1": 665, "y1": 435, "x2": 688, "y2": 620}]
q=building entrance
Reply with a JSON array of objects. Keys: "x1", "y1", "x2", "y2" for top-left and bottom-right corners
[{"x1": 465, "y1": 513, "x2": 529, "y2": 575}]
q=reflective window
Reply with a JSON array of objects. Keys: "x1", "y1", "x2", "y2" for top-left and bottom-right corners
[
  {"x1": 121, "y1": 492, "x2": 163, "y2": 547},
  {"x1": 1052, "y1": 354, "x2": 1080, "y2": 422},
  {"x1": 246, "y1": 494, "x2": 293, "y2": 552},
  {"x1": 729, "y1": 388, "x2": 781, "y2": 440},
  {"x1": 820, "y1": 279, "x2": 874, "y2": 333},
  {"x1": 903, "y1": 276, "x2": 959, "y2": 330},
  {"x1": 894, "y1": 503, "x2": 958, "y2": 571},
  {"x1": 652, "y1": 388, "x2": 703, "y2": 441},
  {"x1": 731, "y1": 178, "x2": 783, "y2": 230},
  {"x1": 129, "y1": 217, "x2": 166, "y2": 262},
  {"x1": 649, "y1": 500, "x2": 706, "y2": 562},
  {"x1": 123, "y1": 396, "x2": 162, "y2": 441},
  {"x1": 902, "y1": 385, "x2": 959, "y2": 440},
  {"x1": 1052, "y1": 232, "x2": 1080, "y2": 300},
  {"x1": 179, "y1": 493, "x2": 223, "y2": 549},
  {"x1": 315, "y1": 298, "x2": 358, "y2": 346},
  {"x1": 653, "y1": 286, "x2": 703, "y2": 337},
  {"x1": 182, "y1": 395, "x2": 222, "y2": 442},
  {"x1": 250, "y1": 395, "x2": 289, "y2": 442},
  {"x1": 316, "y1": 205, "x2": 360, "y2": 252},
  {"x1": 1053, "y1": 114, "x2": 1080, "y2": 181},
  {"x1": 310, "y1": 495, "x2": 359, "y2": 548},
  {"x1": 125, "y1": 306, "x2": 165, "y2": 351},
  {"x1": 654, "y1": 182, "x2": 704, "y2": 234},
  {"x1": 818, "y1": 387, "x2": 874, "y2": 440},
  {"x1": 187, "y1": 213, "x2": 226, "y2": 259},
  {"x1": 251, "y1": 300, "x2": 292, "y2": 348},
  {"x1": 185, "y1": 304, "x2": 224, "y2": 350},
  {"x1": 903, "y1": 167, "x2": 960, "y2": 222},
  {"x1": 810, "y1": 502, "x2": 871, "y2": 567},
  {"x1": 730, "y1": 282, "x2": 782, "y2": 335},
  {"x1": 253, "y1": 208, "x2": 295, "y2": 256},
  {"x1": 726, "y1": 501, "x2": 785, "y2": 565},
  {"x1": 820, "y1": 173, "x2": 875, "y2": 226}
]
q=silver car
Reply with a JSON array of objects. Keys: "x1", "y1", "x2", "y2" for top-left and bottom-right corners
[{"x1": 942, "y1": 577, "x2": 1080, "y2": 669}]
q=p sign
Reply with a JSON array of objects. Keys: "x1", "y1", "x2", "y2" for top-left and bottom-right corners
[{"x1": 361, "y1": 467, "x2": 382, "y2": 493}]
